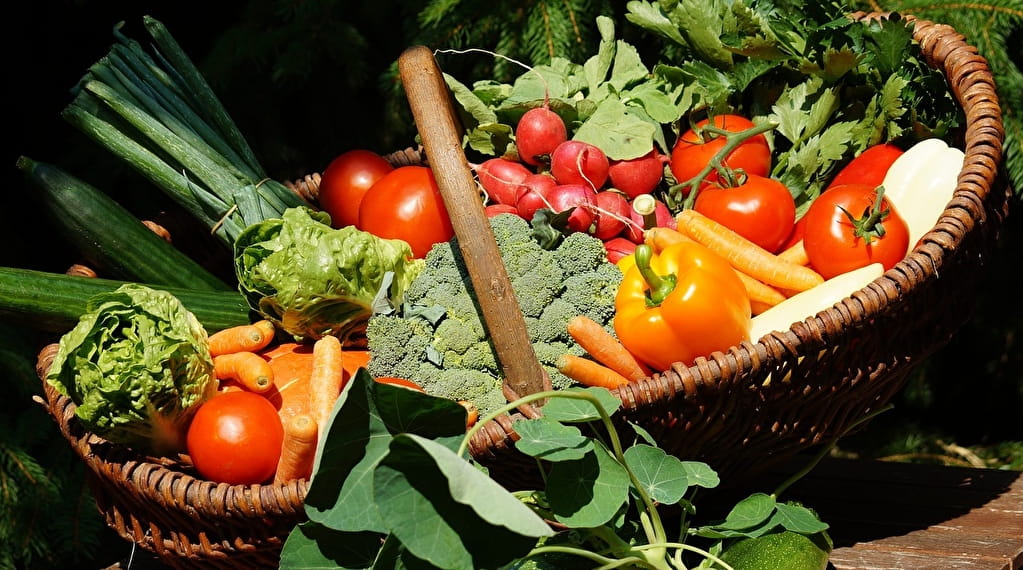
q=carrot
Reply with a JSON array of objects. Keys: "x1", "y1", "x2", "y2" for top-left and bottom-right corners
[
  {"x1": 208, "y1": 320, "x2": 275, "y2": 357},
  {"x1": 309, "y1": 335, "x2": 345, "y2": 435},
  {"x1": 644, "y1": 226, "x2": 695, "y2": 253},
  {"x1": 458, "y1": 400, "x2": 479, "y2": 428},
  {"x1": 274, "y1": 413, "x2": 318, "y2": 483},
  {"x1": 778, "y1": 239, "x2": 810, "y2": 266},
  {"x1": 566, "y1": 315, "x2": 651, "y2": 381},
  {"x1": 556, "y1": 353, "x2": 630, "y2": 390},
  {"x1": 213, "y1": 351, "x2": 275, "y2": 393},
  {"x1": 675, "y1": 209, "x2": 825, "y2": 292},
  {"x1": 734, "y1": 270, "x2": 787, "y2": 314}
]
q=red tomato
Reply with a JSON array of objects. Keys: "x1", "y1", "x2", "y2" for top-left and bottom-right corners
[
  {"x1": 693, "y1": 175, "x2": 796, "y2": 253},
  {"x1": 317, "y1": 150, "x2": 394, "y2": 229},
  {"x1": 802, "y1": 183, "x2": 910, "y2": 279},
  {"x1": 827, "y1": 143, "x2": 904, "y2": 190},
  {"x1": 359, "y1": 166, "x2": 455, "y2": 259},
  {"x1": 670, "y1": 115, "x2": 771, "y2": 189},
  {"x1": 186, "y1": 391, "x2": 284, "y2": 485}
]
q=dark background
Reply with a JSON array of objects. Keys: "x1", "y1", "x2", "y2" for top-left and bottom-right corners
[{"x1": 2, "y1": 1, "x2": 1020, "y2": 566}]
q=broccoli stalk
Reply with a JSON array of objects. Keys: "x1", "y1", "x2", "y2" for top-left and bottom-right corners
[{"x1": 367, "y1": 214, "x2": 623, "y2": 416}]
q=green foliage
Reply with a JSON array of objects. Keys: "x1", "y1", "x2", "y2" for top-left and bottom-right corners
[
  {"x1": 849, "y1": 0, "x2": 1022, "y2": 197},
  {"x1": 282, "y1": 374, "x2": 833, "y2": 569},
  {"x1": 0, "y1": 324, "x2": 108, "y2": 569}
]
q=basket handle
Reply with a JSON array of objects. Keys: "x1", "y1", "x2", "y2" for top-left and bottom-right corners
[{"x1": 397, "y1": 45, "x2": 549, "y2": 405}]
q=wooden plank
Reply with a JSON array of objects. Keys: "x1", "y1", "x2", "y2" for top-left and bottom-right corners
[{"x1": 763, "y1": 457, "x2": 1023, "y2": 570}]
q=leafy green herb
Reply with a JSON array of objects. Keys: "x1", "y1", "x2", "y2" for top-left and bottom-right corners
[
  {"x1": 445, "y1": 2, "x2": 962, "y2": 211},
  {"x1": 281, "y1": 377, "x2": 834, "y2": 569}
]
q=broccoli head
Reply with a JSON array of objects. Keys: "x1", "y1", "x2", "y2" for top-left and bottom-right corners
[{"x1": 367, "y1": 214, "x2": 623, "y2": 416}]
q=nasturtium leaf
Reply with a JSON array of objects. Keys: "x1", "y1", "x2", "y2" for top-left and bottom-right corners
[
  {"x1": 514, "y1": 418, "x2": 594, "y2": 461},
  {"x1": 304, "y1": 371, "x2": 465, "y2": 533},
  {"x1": 623, "y1": 444, "x2": 689, "y2": 504},
  {"x1": 547, "y1": 444, "x2": 630, "y2": 527},
  {"x1": 681, "y1": 461, "x2": 720, "y2": 490},
  {"x1": 717, "y1": 493, "x2": 777, "y2": 531},
  {"x1": 770, "y1": 502, "x2": 830, "y2": 535},
  {"x1": 374, "y1": 434, "x2": 550, "y2": 570},
  {"x1": 278, "y1": 521, "x2": 383, "y2": 570},
  {"x1": 541, "y1": 387, "x2": 621, "y2": 422}
]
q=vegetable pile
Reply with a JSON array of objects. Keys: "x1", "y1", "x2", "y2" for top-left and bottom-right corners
[{"x1": 0, "y1": 2, "x2": 982, "y2": 567}]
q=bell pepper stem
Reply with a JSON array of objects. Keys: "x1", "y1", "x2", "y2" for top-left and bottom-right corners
[{"x1": 635, "y1": 244, "x2": 676, "y2": 306}]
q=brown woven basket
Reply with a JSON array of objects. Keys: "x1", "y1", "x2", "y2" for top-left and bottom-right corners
[
  {"x1": 33, "y1": 149, "x2": 425, "y2": 569},
  {"x1": 34, "y1": 12, "x2": 1006, "y2": 569},
  {"x1": 395, "y1": 13, "x2": 1010, "y2": 491}
]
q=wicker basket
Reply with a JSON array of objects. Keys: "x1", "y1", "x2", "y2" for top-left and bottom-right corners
[
  {"x1": 35, "y1": 12, "x2": 1006, "y2": 569},
  {"x1": 396, "y1": 13, "x2": 1010, "y2": 491}
]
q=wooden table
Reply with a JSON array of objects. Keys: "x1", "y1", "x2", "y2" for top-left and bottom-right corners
[{"x1": 767, "y1": 456, "x2": 1023, "y2": 569}]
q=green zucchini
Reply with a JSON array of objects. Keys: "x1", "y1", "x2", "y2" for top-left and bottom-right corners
[
  {"x1": 0, "y1": 267, "x2": 251, "y2": 333},
  {"x1": 17, "y1": 156, "x2": 232, "y2": 291}
]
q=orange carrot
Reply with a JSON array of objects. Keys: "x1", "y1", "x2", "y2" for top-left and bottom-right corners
[
  {"x1": 734, "y1": 270, "x2": 787, "y2": 314},
  {"x1": 213, "y1": 351, "x2": 275, "y2": 393},
  {"x1": 208, "y1": 320, "x2": 275, "y2": 357},
  {"x1": 274, "y1": 413, "x2": 319, "y2": 483},
  {"x1": 458, "y1": 400, "x2": 479, "y2": 428},
  {"x1": 556, "y1": 353, "x2": 630, "y2": 390},
  {"x1": 675, "y1": 209, "x2": 825, "y2": 292},
  {"x1": 566, "y1": 315, "x2": 651, "y2": 382},
  {"x1": 778, "y1": 239, "x2": 810, "y2": 266},
  {"x1": 309, "y1": 335, "x2": 345, "y2": 435},
  {"x1": 644, "y1": 226, "x2": 695, "y2": 253}
]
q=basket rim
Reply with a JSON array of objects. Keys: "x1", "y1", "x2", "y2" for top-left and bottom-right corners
[{"x1": 35, "y1": 343, "x2": 309, "y2": 521}]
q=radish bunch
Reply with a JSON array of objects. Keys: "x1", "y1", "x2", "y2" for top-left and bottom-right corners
[{"x1": 474, "y1": 106, "x2": 674, "y2": 263}]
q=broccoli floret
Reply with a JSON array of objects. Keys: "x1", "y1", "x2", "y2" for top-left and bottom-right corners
[
  {"x1": 367, "y1": 213, "x2": 623, "y2": 416},
  {"x1": 562, "y1": 262, "x2": 624, "y2": 325},
  {"x1": 530, "y1": 299, "x2": 578, "y2": 344}
]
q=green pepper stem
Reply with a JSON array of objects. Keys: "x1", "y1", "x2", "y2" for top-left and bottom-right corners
[{"x1": 635, "y1": 244, "x2": 676, "y2": 306}]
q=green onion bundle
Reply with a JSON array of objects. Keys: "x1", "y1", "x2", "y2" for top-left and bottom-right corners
[{"x1": 62, "y1": 16, "x2": 309, "y2": 247}]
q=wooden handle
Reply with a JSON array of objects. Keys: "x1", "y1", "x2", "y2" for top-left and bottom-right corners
[{"x1": 397, "y1": 45, "x2": 547, "y2": 400}]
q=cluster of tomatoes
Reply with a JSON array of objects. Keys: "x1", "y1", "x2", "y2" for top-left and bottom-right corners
[{"x1": 317, "y1": 108, "x2": 912, "y2": 283}]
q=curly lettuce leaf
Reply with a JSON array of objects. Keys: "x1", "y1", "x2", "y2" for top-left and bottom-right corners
[
  {"x1": 234, "y1": 207, "x2": 425, "y2": 341},
  {"x1": 46, "y1": 283, "x2": 216, "y2": 456}
]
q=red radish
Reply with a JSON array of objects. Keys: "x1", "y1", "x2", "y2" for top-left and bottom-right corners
[
  {"x1": 515, "y1": 107, "x2": 568, "y2": 166},
  {"x1": 624, "y1": 196, "x2": 676, "y2": 243},
  {"x1": 608, "y1": 149, "x2": 667, "y2": 199},
  {"x1": 516, "y1": 173, "x2": 558, "y2": 221},
  {"x1": 485, "y1": 203, "x2": 520, "y2": 218},
  {"x1": 604, "y1": 237, "x2": 637, "y2": 264},
  {"x1": 547, "y1": 184, "x2": 598, "y2": 233},
  {"x1": 475, "y1": 158, "x2": 532, "y2": 206},
  {"x1": 591, "y1": 190, "x2": 631, "y2": 240},
  {"x1": 550, "y1": 140, "x2": 610, "y2": 190}
]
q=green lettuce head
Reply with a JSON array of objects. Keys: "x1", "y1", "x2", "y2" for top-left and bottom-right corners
[
  {"x1": 233, "y1": 207, "x2": 425, "y2": 341},
  {"x1": 46, "y1": 284, "x2": 217, "y2": 456}
]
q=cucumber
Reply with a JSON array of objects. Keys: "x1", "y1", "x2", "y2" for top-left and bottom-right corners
[
  {"x1": 0, "y1": 267, "x2": 251, "y2": 333},
  {"x1": 17, "y1": 156, "x2": 232, "y2": 291}
]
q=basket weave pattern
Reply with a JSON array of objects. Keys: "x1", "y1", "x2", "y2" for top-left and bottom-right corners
[
  {"x1": 35, "y1": 15, "x2": 1006, "y2": 568},
  {"x1": 466, "y1": 14, "x2": 1009, "y2": 489}
]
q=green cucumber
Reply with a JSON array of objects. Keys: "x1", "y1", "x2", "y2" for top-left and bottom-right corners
[
  {"x1": 0, "y1": 267, "x2": 250, "y2": 333},
  {"x1": 17, "y1": 155, "x2": 232, "y2": 291}
]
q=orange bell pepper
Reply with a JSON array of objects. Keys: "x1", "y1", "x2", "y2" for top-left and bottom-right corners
[{"x1": 614, "y1": 242, "x2": 751, "y2": 371}]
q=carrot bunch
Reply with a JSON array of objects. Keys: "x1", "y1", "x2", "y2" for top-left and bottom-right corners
[
  {"x1": 204, "y1": 321, "x2": 352, "y2": 483},
  {"x1": 653, "y1": 211, "x2": 825, "y2": 315},
  {"x1": 556, "y1": 315, "x2": 654, "y2": 389}
]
